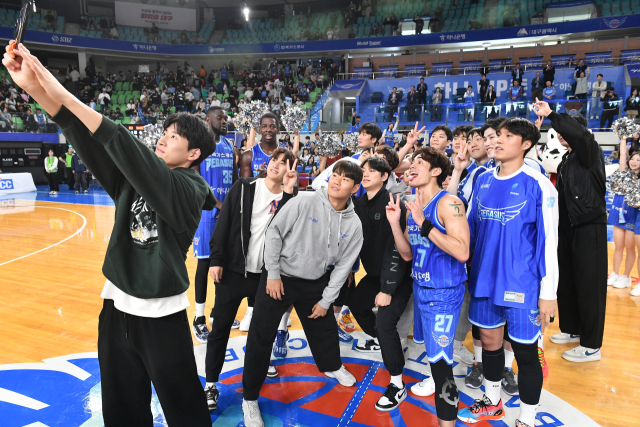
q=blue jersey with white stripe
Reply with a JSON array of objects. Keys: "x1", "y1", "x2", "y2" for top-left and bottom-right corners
[
  {"x1": 407, "y1": 190, "x2": 468, "y2": 289},
  {"x1": 251, "y1": 144, "x2": 272, "y2": 177},
  {"x1": 467, "y1": 165, "x2": 559, "y2": 310},
  {"x1": 458, "y1": 161, "x2": 489, "y2": 207},
  {"x1": 524, "y1": 157, "x2": 549, "y2": 178},
  {"x1": 199, "y1": 136, "x2": 235, "y2": 221}
]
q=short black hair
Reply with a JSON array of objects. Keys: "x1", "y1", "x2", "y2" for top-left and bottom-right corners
[
  {"x1": 269, "y1": 147, "x2": 296, "y2": 166},
  {"x1": 452, "y1": 124, "x2": 473, "y2": 139},
  {"x1": 358, "y1": 122, "x2": 383, "y2": 146},
  {"x1": 432, "y1": 125, "x2": 453, "y2": 141},
  {"x1": 162, "y1": 113, "x2": 215, "y2": 168},
  {"x1": 355, "y1": 115, "x2": 361, "y2": 119},
  {"x1": 375, "y1": 145, "x2": 400, "y2": 170},
  {"x1": 597, "y1": 73, "x2": 603, "y2": 78},
  {"x1": 361, "y1": 157, "x2": 392, "y2": 184},
  {"x1": 570, "y1": 113, "x2": 588, "y2": 128},
  {"x1": 468, "y1": 127, "x2": 483, "y2": 139},
  {"x1": 260, "y1": 112, "x2": 280, "y2": 128},
  {"x1": 411, "y1": 147, "x2": 451, "y2": 187},
  {"x1": 333, "y1": 159, "x2": 363, "y2": 184},
  {"x1": 207, "y1": 106, "x2": 224, "y2": 115},
  {"x1": 496, "y1": 117, "x2": 540, "y2": 157},
  {"x1": 481, "y1": 117, "x2": 508, "y2": 135}
]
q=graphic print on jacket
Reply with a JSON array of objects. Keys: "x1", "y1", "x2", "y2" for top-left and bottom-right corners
[{"x1": 130, "y1": 196, "x2": 158, "y2": 245}]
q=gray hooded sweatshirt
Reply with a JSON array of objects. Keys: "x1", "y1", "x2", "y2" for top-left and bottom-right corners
[{"x1": 264, "y1": 187, "x2": 364, "y2": 309}]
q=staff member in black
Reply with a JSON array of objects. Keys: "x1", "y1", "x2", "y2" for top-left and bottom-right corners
[
  {"x1": 416, "y1": 77, "x2": 428, "y2": 105},
  {"x1": 533, "y1": 100, "x2": 607, "y2": 363},
  {"x1": 478, "y1": 74, "x2": 490, "y2": 103},
  {"x1": 511, "y1": 62, "x2": 524, "y2": 84}
]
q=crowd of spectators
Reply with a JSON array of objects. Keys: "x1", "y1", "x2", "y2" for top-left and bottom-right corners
[{"x1": 79, "y1": 16, "x2": 205, "y2": 44}]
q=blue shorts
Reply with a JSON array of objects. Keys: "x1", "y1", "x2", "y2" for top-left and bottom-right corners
[
  {"x1": 608, "y1": 194, "x2": 636, "y2": 231},
  {"x1": 468, "y1": 295, "x2": 541, "y2": 344},
  {"x1": 414, "y1": 282, "x2": 465, "y2": 365},
  {"x1": 193, "y1": 219, "x2": 216, "y2": 258}
]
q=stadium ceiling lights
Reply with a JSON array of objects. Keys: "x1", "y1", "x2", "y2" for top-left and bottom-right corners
[{"x1": 243, "y1": 4, "x2": 250, "y2": 22}]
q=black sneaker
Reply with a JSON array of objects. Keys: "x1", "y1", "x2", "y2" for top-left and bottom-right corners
[
  {"x1": 465, "y1": 362, "x2": 484, "y2": 389},
  {"x1": 267, "y1": 363, "x2": 278, "y2": 378},
  {"x1": 355, "y1": 339, "x2": 381, "y2": 353},
  {"x1": 375, "y1": 382, "x2": 406, "y2": 412},
  {"x1": 204, "y1": 384, "x2": 219, "y2": 411},
  {"x1": 192, "y1": 316, "x2": 209, "y2": 344},
  {"x1": 501, "y1": 367, "x2": 519, "y2": 396}
]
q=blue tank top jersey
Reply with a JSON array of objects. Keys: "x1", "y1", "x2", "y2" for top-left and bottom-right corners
[
  {"x1": 251, "y1": 144, "x2": 272, "y2": 177},
  {"x1": 467, "y1": 165, "x2": 559, "y2": 310},
  {"x1": 511, "y1": 86, "x2": 521, "y2": 98},
  {"x1": 407, "y1": 190, "x2": 468, "y2": 289},
  {"x1": 544, "y1": 87, "x2": 554, "y2": 97},
  {"x1": 199, "y1": 136, "x2": 235, "y2": 221}
]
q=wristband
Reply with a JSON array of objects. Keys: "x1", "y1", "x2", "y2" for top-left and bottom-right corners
[{"x1": 420, "y1": 219, "x2": 434, "y2": 237}]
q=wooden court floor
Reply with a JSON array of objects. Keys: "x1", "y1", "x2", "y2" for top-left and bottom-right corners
[{"x1": 1, "y1": 200, "x2": 639, "y2": 426}]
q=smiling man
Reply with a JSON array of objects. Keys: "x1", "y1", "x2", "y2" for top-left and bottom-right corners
[
  {"x1": 2, "y1": 43, "x2": 216, "y2": 424},
  {"x1": 240, "y1": 112, "x2": 282, "y2": 178},
  {"x1": 241, "y1": 160, "x2": 364, "y2": 427},
  {"x1": 458, "y1": 117, "x2": 558, "y2": 427},
  {"x1": 448, "y1": 127, "x2": 490, "y2": 207}
]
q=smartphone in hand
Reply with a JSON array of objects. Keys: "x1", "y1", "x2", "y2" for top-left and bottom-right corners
[{"x1": 9, "y1": 0, "x2": 36, "y2": 55}]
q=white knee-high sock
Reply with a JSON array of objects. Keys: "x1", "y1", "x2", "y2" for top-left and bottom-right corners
[
  {"x1": 474, "y1": 344, "x2": 482, "y2": 363},
  {"x1": 519, "y1": 402, "x2": 538, "y2": 426},
  {"x1": 279, "y1": 312, "x2": 290, "y2": 331},
  {"x1": 504, "y1": 348, "x2": 515, "y2": 369},
  {"x1": 485, "y1": 379, "x2": 501, "y2": 406},
  {"x1": 196, "y1": 303, "x2": 205, "y2": 319}
]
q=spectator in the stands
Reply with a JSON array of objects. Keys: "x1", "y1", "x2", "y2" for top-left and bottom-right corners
[
  {"x1": 112, "y1": 108, "x2": 124, "y2": 121},
  {"x1": 625, "y1": 87, "x2": 639, "y2": 119},
  {"x1": 387, "y1": 86, "x2": 399, "y2": 121},
  {"x1": 478, "y1": 73, "x2": 490, "y2": 103},
  {"x1": 99, "y1": 16, "x2": 108, "y2": 30},
  {"x1": 348, "y1": 28, "x2": 356, "y2": 38},
  {"x1": 485, "y1": 84, "x2": 497, "y2": 106},
  {"x1": 44, "y1": 11, "x2": 56, "y2": 31},
  {"x1": 151, "y1": 23, "x2": 159, "y2": 35},
  {"x1": 590, "y1": 73, "x2": 607, "y2": 119},
  {"x1": 209, "y1": 95, "x2": 221, "y2": 108},
  {"x1": 601, "y1": 88, "x2": 619, "y2": 129},
  {"x1": 180, "y1": 30, "x2": 188, "y2": 44},
  {"x1": 510, "y1": 79, "x2": 523, "y2": 101},
  {"x1": 0, "y1": 106, "x2": 13, "y2": 131},
  {"x1": 575, "y1": 59, "x2": 587, "y2": 77},
  {"x1": 97, "y1": 88, "x2": 110, "y2": 113},
  {"x1": 574, "y1": 68, "x2": 590, "y2": 100},
  {"x1": 34, "y1": 108, "x2": 48, "y2": 133},
  {"x1": 531, "y1": 71, "x2": 543, "y2": 101},
  {"x1": 24, "y1": 109, "x2": 38, "y2": 133},
  {"x1": 512, "y1": 62, "x2": 524, "y2": 83},
  {"x1": 543, "y1": 80, "x2": 556, "y2": 101},
  {"x1": 80, "y1": 15, "x2": 88, "y2": 30},
  {"x1": 463, "y1": 85, "x2": 475, "y2": 121},
  {"x1": 126, "y1": 99, "x2": 137, "y2": 116},
  {"x1": 407, "y1": 85, "x2": 420, "y2": 121},
  {"x1": 110, "y1": 25, "x2": 119, "y2": 39},
  {"x1": 468, "y1": 16, "x2": 482, "y2": 30},
  {"x1": 428, "y1": 15, "x2": 439, "y2": 32},
  {"x1": 432, "y1": 86, "x2": 443, "y2": 121}
]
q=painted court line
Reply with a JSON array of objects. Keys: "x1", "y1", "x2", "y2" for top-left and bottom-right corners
[{"x1": 0, "y1": 205, "x2": 87, "y2": 267}]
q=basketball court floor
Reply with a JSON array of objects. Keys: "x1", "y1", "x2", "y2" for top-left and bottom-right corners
[{"x1": 0, "y1": 187, "x2": 638, "y2": 426}]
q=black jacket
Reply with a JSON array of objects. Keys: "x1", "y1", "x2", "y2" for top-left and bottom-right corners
[
  {"x1": 478, "y1": 78, "x2": 490, "y2": 95},
  {"x1": 552, "y1": 112, "x2": 607, "y2": 228},
  {"x1": 512, "y1": 67, "x2": 524, "y2": 83},
  {"x1": 209, "y1": 177, "x2": 294, "y2": 276},
  {"x1": 354, "y1": 188, "x2": 411, "y2": 295}
]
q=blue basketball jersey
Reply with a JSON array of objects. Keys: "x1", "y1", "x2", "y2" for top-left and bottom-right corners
[
  {"x1": 467, "y1": 165, "x2": 559, "y2": 310},
  {"x1": 524, "y1": 157, "x2": 549, "y2": 178},
  {"x1": 458, "y1": 161, "x2": 489, "y2": 207},
  {"x1": 251, "y1": 144, "x2": 272, "y2": 177},
  {"x1": 194, "y1": 136, "x2": 235, "y2": 258},
  {"x1": 407, "y1": 190, "x2": 468, "y2": 289}
]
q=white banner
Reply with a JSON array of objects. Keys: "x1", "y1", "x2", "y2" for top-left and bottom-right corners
[
  {"x1": 114, "y1": 1, "x2": 196, "y2": 31},
  {"x1": 0, "y1": 173, "x2": 37, "y2": 195}
]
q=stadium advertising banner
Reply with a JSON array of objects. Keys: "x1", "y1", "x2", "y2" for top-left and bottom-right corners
[
  {"x1": 354, "y1": 67, "x2": 373, "y2": 78},
  {"x1": 114, "y1": 1, "x2": 196, "y2": 32},
  {"x1": 551, "y1": 54, "x2": 574, "y2": 68},
  {"x1": 460, "y1": 61, "x2": 482, "y2": 73},
  {"x1": 585, "y1": 52, "x2": 613, "y2": 64},
  {"x1": 621, "y1": 49, "x2": 640, "y2": 64},
  {"x1": 379, "y1": 66, "x2": 399, "y2": 78},
  {"x1": 405, "y1": 64, "x2": 425, "y2": 76},
  {"x1": 362, "y1": 66, "x2": 625, "y2": 101},
  {"x1": 520, "y1": 56, "x2": 543, "y2": 70},
  {"x1": 432, "y1": 63, "x2": 453, "y2": 74},
  {"x1": 488, "y1": 59, "x2": 511, "y2": 71},
  {"x1": 7, "y1": 14, "x2": 640, "y2": 56}
]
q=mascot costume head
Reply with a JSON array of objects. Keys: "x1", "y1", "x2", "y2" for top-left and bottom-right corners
[{"x1": 541, "y1": 127, "x2": 567, "y2": 174}]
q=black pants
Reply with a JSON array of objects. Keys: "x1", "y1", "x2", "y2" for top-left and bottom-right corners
[
  {"x1": 407, "y1": 104, "x2": 420, "y2": 121},
  {"x1": 45, "y1": 171, "x2": 59, "y2": 192},
  {"x1": 243, "y1": 271, "x2": 342, "y2": 400},
  {"x1": 600, "y1": 111, "x2": 616, "y2": 130},
  {"x1": 350, "y1": 275, "x2": 413, "y2": 376},
  {"x1": 97, "y1": 299, "x2": 210, "y2": 427},
  {"x1": 387, "y1": 105, "x2": 398, "y2": 122},
  {"x1": 65, "y1": 167, "x2": 74, "y2": 189},
  {"x1": 557, "y1": 223, "x2": 608, "y2": 349},
  {"x1": 205, "y1": 270, "x2": 261, "y2": 382},
  {"x1": 74, "y1": 171, "x2": 88, "y2": 192}
]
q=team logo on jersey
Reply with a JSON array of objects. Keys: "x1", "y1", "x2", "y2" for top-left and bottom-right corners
[
  {"x1": 340, "y1": 232, "x2": 350, "y2": 239},
  {"x1": 432, "y1": 332, "x2": 454, "y2": 348},
  {"x1": 374, "y1": 213, "x2": 381, "y2": 220},
  {"x1": 478, "y1": 201, "x2": 526, "y2": 224},
  {"x1": 529, "y1": 310, "x2": 542, "y2": 326},
  {"x1": 194, "y1": 237, "x2": 199, "y2": 245}
]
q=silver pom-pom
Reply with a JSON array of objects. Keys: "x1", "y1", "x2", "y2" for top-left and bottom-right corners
[
  {"x1": 235, "y1": 100, "x2": 271, "y2": 135},
  {"x1": 343, "y1": 133, "x2": 359, "y2": 151},
  {"x1": 610, "y1": 169, "x2": 640, "y2": 207},
  {"x1": 317, "y1": 133, "x2": 343, "y2": 157},
  {"x1": 612, "y1": 117, "x2": 640, "y2": 139},
  {"x1": 626, "y1": 184, "x2": 640, "y2": 208},
  {"x1": 140, "y1": 123, "x2": 164, "y2": 148},
  {"x1": 281, "y1": 105, "x2": 307, "y2": 133}
]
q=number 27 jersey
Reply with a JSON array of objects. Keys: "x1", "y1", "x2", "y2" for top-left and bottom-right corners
[{"x1": 407, "y1": 190, "x2": 467, "y2": 289}]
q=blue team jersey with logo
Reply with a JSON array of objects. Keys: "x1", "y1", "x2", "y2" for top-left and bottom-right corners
[
  {"x1": 251, "y1": 144, "x2": 272, "y2": 177},
  {"x1": 407, "y1": 190, "x2": 468, "y2": 289},
  {"x1": 467, "y1": 165, "x2": 559, "y2": 310},
  {"x1": 193, "y1": 136, "x2": 235, "y2": 258},
  {"x1": 458, "y1": 161, "x2": 489, "y2": 208}
]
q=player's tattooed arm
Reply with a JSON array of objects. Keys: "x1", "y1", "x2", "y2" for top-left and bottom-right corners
[{"x1": 428, "y1": 194, "x2": 470, "y2": 262}]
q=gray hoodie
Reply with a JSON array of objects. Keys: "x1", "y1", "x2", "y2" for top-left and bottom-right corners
[
  {"x1": 574, "y1": 70, "x2": 590, "y2": 95},
  {"x1": 264, "y1": 187, "x2": 364, "y2": 309}
]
